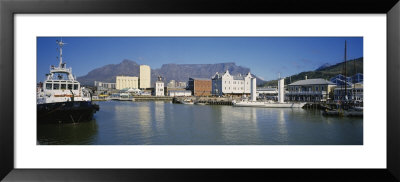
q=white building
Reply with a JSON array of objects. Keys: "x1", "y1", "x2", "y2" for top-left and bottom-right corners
[
  {"x1": 168, "y1": 90, "x2": 192, "y2": 97},
  {"x1": 139, "y1": 65, "x2": 151, "y2": 89},
  {"x1": 167, "y1": 80, "x2": 176, "y2": 88},
  {"x1": 154, "y1": 76, "x2": 164, "y2": 96},
  {"x1": 94, "y1": 81, "x2": 116, "y2": 90},
  {"x1": 211, "y1": 70, "x2": 253, "y2": 96},
  {"x1": 334, "y1": 82, "x2": 363, "y2": 102},
  {"x1": 116, "y1": 76, "x2": 138, "y2": 90}
]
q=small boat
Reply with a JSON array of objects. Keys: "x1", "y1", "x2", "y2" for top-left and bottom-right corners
[
  {"x1": 181, "y1": 99, "x2": 194, "y2": 105},
  {"x1": 322, "y1": 109, "x2": 363, "y2": 117},
  {"x1": 37, "y1": 40, "x2": 99, "y2": 123}
]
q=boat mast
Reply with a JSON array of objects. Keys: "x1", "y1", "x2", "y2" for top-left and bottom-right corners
[
  {"x1": 344, "y1": 40, "x2": 347, "y2": 101},
  {"x1": 56, "y1": 40, "x2": 65, "y2": 68},
  {"x1": 353, "y1": 48, "x2": 356, "y2": 103}
]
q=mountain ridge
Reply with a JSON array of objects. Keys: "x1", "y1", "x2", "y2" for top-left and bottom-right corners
[
  {"x1": 77, "y1": 60, "x2": 266, "y2": 86},
  {"x1": 262, "y1": 57, "x2": 363, "y2": 87}
]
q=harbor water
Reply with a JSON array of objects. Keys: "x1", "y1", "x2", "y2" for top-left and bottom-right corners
[{"x1": 37, "y1": 100, "x2": 363, "y2": 145}]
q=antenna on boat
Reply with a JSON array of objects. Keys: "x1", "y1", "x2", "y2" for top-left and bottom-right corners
[{"x1": 56, "y1": 39, "x2": 67, "y2": 68}]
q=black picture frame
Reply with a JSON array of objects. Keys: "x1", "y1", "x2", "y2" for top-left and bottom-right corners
[{"x1": 1, "y1": 0, "x2": 399, "y2": 181}]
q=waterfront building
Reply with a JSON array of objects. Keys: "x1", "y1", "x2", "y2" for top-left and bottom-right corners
[
  {"x1": 154, "y1": 76, "x2": 164, "y2": 96},
  {"x1": 257, "y1": 87, "x2": 278, "y2": 100},
  {"x1": 178, "y1": 82, "x2": 187, "y2": 88},
  {"x1": 116, "y1": 76, "x2": 138, "y2": 90},
  {"x1": 287, "y1": 76, "x2": 336, "y2": 102},
  {"x1": 334, "y1": 82, "x2": 363, "y2": 102},
  {"x1": 94, "y1": 81, "x2": 116, "y2": 91},
  {"x1": 139, "y1": 65, "x2": 151, "y2": 89},
  {"x1": 188, "y1": 78, "x2": 212, "y2": 96},
  {"x1": 167, "y1": 80, "x2": 177, "y2": 88},
  {"x1": 168, "y1": 90, "x2": 192, "y2": 97},
  {"x1": 211, "y1": 70, "x2": 253, "y2": 96}
]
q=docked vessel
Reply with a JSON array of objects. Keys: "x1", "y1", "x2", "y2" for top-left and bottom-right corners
[
  {"x1": 233, "y1": 76, "x2": 306, "y2": 108},
  {"x1": 232, "y1": 100, "x2": 306, "y2": 108},
  {"x1": 37, "y1": 40, "x2": 99, "y2": 123}
]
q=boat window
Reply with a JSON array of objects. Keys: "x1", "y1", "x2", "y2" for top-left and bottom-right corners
[
  {"x1": 74, "y1": 84, "x2": 79, "y2": 90},
  {"x1": 53, "y1": 83, "x2": 60, "y2": 90},
  {"x1": 67, "y1": 84, "x2": 73, "y2": 90},
  {"x1": 61, "y1": 84, "x2": 66, "y2": 89},
  {"x1": 46, "y1": 83, "x2": 52, "y2": 90}
]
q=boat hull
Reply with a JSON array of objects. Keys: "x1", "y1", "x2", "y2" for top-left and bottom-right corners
[
  {"x1": 37, "y1": 101, "x2": 99, "y2": 124},
  {"x1": 233, "y1": 101, "x2": 306, "y2": 108}
]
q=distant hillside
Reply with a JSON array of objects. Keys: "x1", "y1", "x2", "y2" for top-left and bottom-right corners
[
  {"x1": 77, "y1": 59, "x2": 140, "y2": 86},
  {"x1": 77, "y1": 60, "x2": 266, "y2": 86},
  {"x1": 262, "y1": 57, "x2": 363, "y2": 87}
]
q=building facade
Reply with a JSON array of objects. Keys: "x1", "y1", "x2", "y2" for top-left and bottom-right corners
[
  {"x1": 211, "y1": 70, "x2": 253, "y2": 96},
  {"x1": 334, "y1": 83, "x2": 363, "y2": 102},
  {"x1": 178, "y1": 82, "x2": 187, "y2": 88},
  {"x1": 167, "y1": 80, "x2": 176, "y2": 88},
  {"x1": 287, "y1": 77, "x2": 336, "y2": 102},
  {"x1": 256, "y1": 87, "x2": 278, "y2": 100},
  {"x1": 139, "y1": 65, "x2": 151, "y2": 89},
  {"x1": 154, "y1": 76, "x2": 164, "y2": 96},
  {"x1": 94, "y1": 81, "x2": 116, "y2": 91},
  {"x1": 168, "y1": 90, "x2": 192, "y2": 97},
  {"x1": 188, "y1": 78, "x2": 212, "y2": 96},
  {"x1": 116, "y1": 76, "x2": 138, "y2": 90}
]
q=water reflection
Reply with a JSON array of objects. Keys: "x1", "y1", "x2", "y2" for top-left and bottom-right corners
[
  {"x1": 276, "y1": 109, "x2": 288, "y2": 144},
  {"x1": 37, "y1": 119, "x2": 98, "y2": 145},
  {"x1": 38, "y1": 101, "x2": 363, "y2": 145},
  {"x1": 219, "y1": 106, "x2": 261, "y2": 144}
]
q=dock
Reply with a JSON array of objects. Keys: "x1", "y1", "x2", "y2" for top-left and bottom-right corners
[
  {"x1": 133, "y1": 96, "x2": 173, "y2": 101},
  {"x1": 92, "y1": 96, "x2": 173, "y2": 102},
  {"x1": 303, "y1": 102, "x2": 333, "y2": 110}
]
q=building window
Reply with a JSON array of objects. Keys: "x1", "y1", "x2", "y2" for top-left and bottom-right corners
[{"x1": 316, "y1": 86, "x2": 319, "y2": 91}]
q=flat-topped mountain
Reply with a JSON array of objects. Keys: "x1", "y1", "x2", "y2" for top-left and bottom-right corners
[{"x1": 77, "y1": 60, "x2": 265, "y2": 86}]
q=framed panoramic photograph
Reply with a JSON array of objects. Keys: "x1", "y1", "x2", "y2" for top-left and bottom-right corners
[{"x1": 1, "y1": 0, "x2": 400, "y2": 181}]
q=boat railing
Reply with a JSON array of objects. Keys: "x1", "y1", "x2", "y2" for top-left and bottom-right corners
[{"x1": 50, "y1": 66, "x2": 72, "y2": 73}]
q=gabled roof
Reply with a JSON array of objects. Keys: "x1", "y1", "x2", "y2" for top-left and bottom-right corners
[{"x1": 289, "y1": 78, "x2": 335, "y2": 86}]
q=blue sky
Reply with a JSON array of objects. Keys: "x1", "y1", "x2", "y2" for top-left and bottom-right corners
[{"x1": 37, "y1": 37, "x2": 363, "y2": 82}]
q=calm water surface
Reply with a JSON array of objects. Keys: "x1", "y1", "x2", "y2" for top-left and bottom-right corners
[{"x1": 37, "y1": 101, "x2": 363, "y2": 145}]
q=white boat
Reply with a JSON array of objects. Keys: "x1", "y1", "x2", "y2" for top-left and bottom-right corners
[
  {"x1": 181, "y1": 99, "x2": 194, "y2": 105},
  {"x1": 37, "y1": 40, "x2": 99, "y2": 123},
  {"x1": 233, "y1": 76, "x2": 306, "y2": 108},
  {"x1": 232, "y1": 100, "x2": 306, "y2": 108}
]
